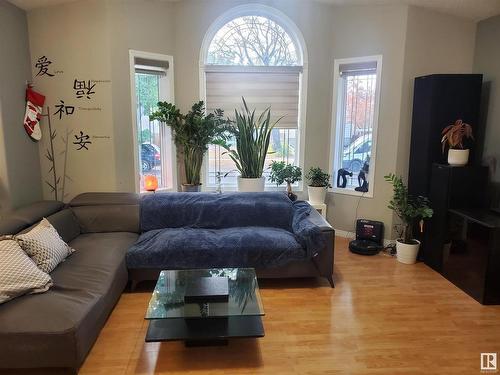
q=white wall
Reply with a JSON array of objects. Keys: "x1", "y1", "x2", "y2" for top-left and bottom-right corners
[
  {"x1": 0, "y1": 0, "x2": 42, "y2": 213},
  {"x1": 474, "y1": 15, "x2": 500, "y2": 183},
  {"x1": 326, "y1": 4, "x2": 409, "y2": 234},
  {"x1": 397, "y1": 6, "x2": 476, "y2": 179},
  {"x1": 24, "y1": 0, "x2": 479, "y2": 236},
  {"x1": 27, "y1": 0, "x2": 176, "y2": 200},
  {"x1": 106, "y1": 0, "x2": 176, "y2": 192},
  {"x1": 28, "y1": 0, "x2": 116, "y2": 201}
]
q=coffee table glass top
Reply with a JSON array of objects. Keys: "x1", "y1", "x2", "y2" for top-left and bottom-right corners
[{"x1": 145, "y1": 268, "x2": 265, "y2": 319}]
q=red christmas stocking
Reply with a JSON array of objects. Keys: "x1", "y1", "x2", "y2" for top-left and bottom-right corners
[{"x1": 24, "y1": 86, "x2": 46, "y2": 141}]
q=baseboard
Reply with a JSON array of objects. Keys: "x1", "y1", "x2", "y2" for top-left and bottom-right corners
[{"x1": 334, "y1": 229, "x2": 393, "y2": 247}]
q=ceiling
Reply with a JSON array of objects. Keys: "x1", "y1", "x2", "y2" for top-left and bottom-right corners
[
  {"x1": 8, "y1": 0, "x2": 500, "y2": 21},
  {"x1": 319, "y1": 0, "x2": 500, "y2": 21}
]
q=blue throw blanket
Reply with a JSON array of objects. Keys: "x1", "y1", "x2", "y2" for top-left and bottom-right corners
[
  {"x1": 127, "y1": 193, "x2": 325, "y2": 270},
  {"x1": 140, "y1": 192, "x2": 294, "y2": 231}
]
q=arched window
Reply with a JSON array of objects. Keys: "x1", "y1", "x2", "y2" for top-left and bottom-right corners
[
  {"x1": 201, "y1": 6, "x2": 307, "y2": 189},
  {"x1": 207, "y1": 16, "x2": 299, "y2": 66}
]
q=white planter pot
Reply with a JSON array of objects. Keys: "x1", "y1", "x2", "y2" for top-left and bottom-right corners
[
  {"x1": 448, "y1": 149, "x2": 469, "y2": 166},
  {"x1": 237, "y1": 177, "x2": 265, "y2": 192},
  {"x1": 396, "y1": 239, "x2": 420, "y2": 264},
  {"x1": 308, "y1": 186, "x2": 327, "y2": 204}
]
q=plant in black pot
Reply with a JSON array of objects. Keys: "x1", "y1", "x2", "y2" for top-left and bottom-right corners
[
  {"x1": 305, "y1": 167, "x2": 331, "y2": 204},
  {"x1": 269, "y1": 161, "x2": 302, "y2": 201},
  {"x1": 150, "y1": 101, "x2": 231, "y2": 192},
  {"x1": 384, "y1": 173, "x2": 433, "y2": 264}
]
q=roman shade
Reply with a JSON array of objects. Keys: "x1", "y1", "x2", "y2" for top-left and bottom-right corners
[{"x1": 205, "y1": 66, "x2": 302, "y2": 129}]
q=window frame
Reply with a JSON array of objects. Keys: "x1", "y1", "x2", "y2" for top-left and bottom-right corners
[
  {"x1": 199, "y1": 4, "x2": 308, "y2": 192},
  {"x1": 329, "y1": 55, "x2": 383, "y2": 198},
  {"x1": 129, "y1": 50, "x2": 177, "y2": 193}
]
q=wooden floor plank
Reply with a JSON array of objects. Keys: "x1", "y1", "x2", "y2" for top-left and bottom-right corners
[{"x1": 75, "y1": 237, "x2": 500, "y2": 374}]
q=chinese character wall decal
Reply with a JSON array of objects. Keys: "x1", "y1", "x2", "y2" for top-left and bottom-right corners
[
  {"x1": 73, "y1": 131, "x2": 92, "y2": 150},
  {"x1": 73, "y1": 79, "x2": 96, "y2": 99},
  {"x1": 35, "y1": 56, "x2": 55, "y2": 77},
  {"x1": 54, "y1": 100, "x2": 75, "y2": 120}
]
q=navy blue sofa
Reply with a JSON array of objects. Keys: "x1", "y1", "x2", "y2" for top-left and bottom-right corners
[{"x1": 126, "y1": 192, "x2": 335, "y2": 287}]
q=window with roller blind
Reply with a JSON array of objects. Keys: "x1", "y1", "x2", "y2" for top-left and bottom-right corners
[
  {"x1": 200, "y1": 8, "x2": 307, "y2": 189},
  {"x1": 330, "y1": 55, "x2": 382, "y2": 197}
]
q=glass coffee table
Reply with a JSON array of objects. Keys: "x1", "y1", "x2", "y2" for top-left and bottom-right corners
[{"x1": 145, "y1": 268, "x2": 265, "y2": 346}]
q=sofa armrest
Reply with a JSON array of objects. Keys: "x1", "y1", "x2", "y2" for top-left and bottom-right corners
[
  {"x1": 301, "y1": 202, "x2": 334, "y2": 287},
  {"x1": 306, "y1": 205, "x2": 333, "y2": 233}
]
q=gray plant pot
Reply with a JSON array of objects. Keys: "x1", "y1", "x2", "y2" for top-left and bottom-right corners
[{"x1": 181, "y1": 184, "x2": 202, "y2": 192}]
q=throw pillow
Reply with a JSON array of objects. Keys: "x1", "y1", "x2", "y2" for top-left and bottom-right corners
[
  {"x1": 0, "y1": 239, "x2": 53, "y2": 304},
  {"x1": 17, "y1": 218, "x2": 75, "y2": 273}
]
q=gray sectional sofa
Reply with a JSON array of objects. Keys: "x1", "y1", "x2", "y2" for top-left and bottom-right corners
[
  {"x1": 0, "y1": 193, "x2": 140, "y2": 373},
  {"x1": 0, "y1": 192, "x2": 334, "y2": 374}
]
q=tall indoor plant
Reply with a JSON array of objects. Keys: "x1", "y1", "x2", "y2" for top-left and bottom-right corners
[
  {"x1": 384, "y1": 173, "x2": 433, "y2": 264},
  {"x1": 150, "y1": 101, "x2": 230, "y2": 192},
  {"x1": 269, "y1": 161, "x2": 302, "y2": 201},
  {"x1": 223, "y1": 98, "x2": 279, "y2": 192},
  {"x1": 441, "y1": 119, "x2": 474, "y2": 166},
  {"x1": 306, "y1": 167, "x2": 331, "y2": 204}
]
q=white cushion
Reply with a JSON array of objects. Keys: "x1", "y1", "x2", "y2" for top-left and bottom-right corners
[
  {"x1": 0, "y1": 238, "x2": 53, "y2": 304},
  {"x1": 17, "y1": 218, "x2": 75, "y2": 273}
]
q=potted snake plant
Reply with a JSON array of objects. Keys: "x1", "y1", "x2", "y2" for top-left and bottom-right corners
[
  {"x1": 150, "y1": 101, "x2": 230, "y2": 192},
  {"x1": 223, "y1": 98, "x2": 280, "y2": 192}
]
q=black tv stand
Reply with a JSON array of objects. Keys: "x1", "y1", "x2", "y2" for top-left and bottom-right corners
[{"x1": 444, "y1": 208, "x2": 500, "y2": 304}]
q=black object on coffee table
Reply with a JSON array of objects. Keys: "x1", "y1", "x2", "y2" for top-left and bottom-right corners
[
  {"x1": 145, "y1": 268, "x2": 265, "y2": 346},
  {"x1": 184, "y1": 276, "x2": 229, "y2": 303}
]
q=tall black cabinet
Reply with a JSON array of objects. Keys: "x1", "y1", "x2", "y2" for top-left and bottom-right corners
[
  {"x1": 408, "y1": 74, "x2": 483, "y2": 197},
  {"x1": 408, "y1": 74, "x2": 483, "y2": 267}
]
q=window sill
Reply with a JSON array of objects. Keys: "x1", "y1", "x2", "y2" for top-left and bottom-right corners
[
  {"x1": 140, "y1": 187, "x2": 177, "y2": 194},
  {"x1": 330, "y1": 187, "x2": 373, "y2": 198},
  {"x1": 203, "y1": 186, "x2": 303, "y2": 194}
]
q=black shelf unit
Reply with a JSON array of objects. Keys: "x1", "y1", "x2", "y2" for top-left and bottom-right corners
[
  {"x1": 423, "y1": 164, "x2": 488, "y2": 272},
  {"x1": 408, "y1": 74, "x2": 483, "y2": 198}
]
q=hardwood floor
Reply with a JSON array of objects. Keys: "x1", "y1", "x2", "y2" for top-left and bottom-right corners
[{"x1": 77, "y1": 237, "x2": 500, "y2": 375}]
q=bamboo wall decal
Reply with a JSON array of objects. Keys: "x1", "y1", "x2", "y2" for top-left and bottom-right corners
[{"x1": 43, "y1": 106, "x2": 59, "y2": 201}]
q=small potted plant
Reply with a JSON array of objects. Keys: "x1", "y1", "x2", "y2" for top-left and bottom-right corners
[
  {"x1": 305, "y1": 167, "x2": 331, "y2": 204},
  {"x1": 384, "y1": 173, "x2": 433, "y2": 264},
  {"x1": 150, "y1": 101, "x2": 230, "y2": 192},
  {"x1": 269, "y1": 161, "x2": 302, "y2": 201},
  {"x1": 223, "y1": 98, "x2": 280, "y2": 192},
  {"x1": 441, "y1": 119, "x2": 474, "y2": 166}
]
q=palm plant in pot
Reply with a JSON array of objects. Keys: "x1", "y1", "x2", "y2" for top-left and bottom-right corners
[
  {"x1": 305, "y1": 167, "x2": 331, "y2": 204},
  {"x1": 269, "y1": 161, "x2": 302, "y2": 201},
  {"x1": 150, "y1": 101, "x2": 230, "y2": 192},
  {"x1": 223, "y1": 98, "x2": 279, "y2": 192},
  {"x1": 441, "y1": 119, "x2": 474, "y2": 166},
  {"x1": 384, "y1": 173, "x2": 433, "y2": 264}
]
